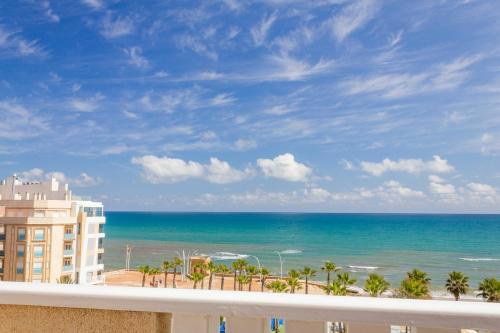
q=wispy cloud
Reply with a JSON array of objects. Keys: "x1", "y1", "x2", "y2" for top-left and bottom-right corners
[
  {"x1": 124, "y1": 46, "x2": 149, "y2": 68},
  {"x1": 330, "y1": 0, "x2": 378, "y2": 42},
  {"x1": 361, "y1": 155, "x2": 455, "y2": 176},
  {"x1": 0, "y1": 100, "x2": 50, "y2": 140},
  {"x1": 341, "y1": 55, "x2": 482, "y2": 98},
  {"x1": 81, "y1": 0, "x2": 104, "y2": 10},
  {"x1": 251, "y1": 11, "x2": 278, "y2": 46},
  {"x1": 0, "y1": 26, "x2": 46, "y2": 58},
  {"x1": 100, "y1": 13, "x2": 134, "y2": 39},
  {"x1": 68, "y1": 93, "x2": 105, "y2": 112},
  {"x1": 42, "y1": 1, "x2": 60, "y2": 23}
]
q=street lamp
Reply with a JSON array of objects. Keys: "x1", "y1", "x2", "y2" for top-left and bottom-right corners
[
  {"x1": 250, "y1": 255, "x2": 262, "y2": 280},
  {"x1": 274, "y1": 251, "x2": 283, "y2": 279}
]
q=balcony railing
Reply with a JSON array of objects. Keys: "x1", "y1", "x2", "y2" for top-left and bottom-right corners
[
  {"x1": 0, "y1": 283, "x2": 498, "y2": 333},
  {"x1": 63, "y1": 249, "x2": 74, "y2": 256},
  {"x1": 62, "y1": 265, "x2": 73, "y2": 272},
  {"x1": 63, "y1": 233, "x2": 75, "y2": 241}
]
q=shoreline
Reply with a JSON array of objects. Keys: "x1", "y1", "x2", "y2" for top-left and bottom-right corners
[{"x1": 104, "y1": 269, "x2": 483, "y2": 302}]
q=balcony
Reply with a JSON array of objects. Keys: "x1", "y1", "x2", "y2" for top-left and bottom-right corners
[
  {"x1": 62, "y1": 265, "x2": 73, "y2": 272},
  {"x1": 63, "y1": 233, "x2": 75, "y2": 241},
  {"x1": 63, "y1": 249, "x2": 74, "y2": 256},
  {"x1": 0, "y1": 283, "x2": 498, "y2": 333}
]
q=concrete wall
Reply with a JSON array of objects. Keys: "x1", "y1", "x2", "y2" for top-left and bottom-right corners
[{"x1": 0, "y1": 304, "x2": 171, "y2": 333}]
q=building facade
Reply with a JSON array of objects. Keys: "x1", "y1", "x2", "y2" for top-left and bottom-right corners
[{"x1": 0, "y1": 175, "x2": 105, "y2": 284}]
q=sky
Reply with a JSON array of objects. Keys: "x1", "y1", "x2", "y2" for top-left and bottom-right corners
[{"x1": 1, "y1": 0, "x2": 500, "y2": 212}]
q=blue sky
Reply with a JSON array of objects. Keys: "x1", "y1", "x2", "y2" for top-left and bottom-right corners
[{"x1": 1, "y1": 0, "x2": 500, "y2": 212}]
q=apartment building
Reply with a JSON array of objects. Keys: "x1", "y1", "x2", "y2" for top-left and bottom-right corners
[{"x1": 0, "y1": 174, "x2": 105, "y2": 284}]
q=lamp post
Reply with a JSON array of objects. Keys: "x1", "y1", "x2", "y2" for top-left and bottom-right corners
[
  {"x1": 274, "y1": 251, "x2": 283, "y2": 279},
  {"x1": 250, "y1": 255, "x2": 262, "y2": 280}
]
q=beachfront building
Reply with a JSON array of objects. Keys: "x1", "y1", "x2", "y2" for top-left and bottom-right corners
[{"x1": 0, "y1": 174, "x2": 105, "y2": 284}]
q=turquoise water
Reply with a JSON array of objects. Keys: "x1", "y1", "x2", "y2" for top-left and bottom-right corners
[{"x1": 103, "y1": 212, "x2": 500, "y2": 289}]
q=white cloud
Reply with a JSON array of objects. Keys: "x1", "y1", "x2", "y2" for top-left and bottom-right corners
[
  {"x1": 429, "y1": 181, "x2": 456, "y2": 195},
  {"x1": 204, "y1": 158, "x2": 252, "y2": 184},
  {"x1": 263, "y1": 55, "x2": 334, "y2": 81},
  {"x1": 210, "y1": 93, "x2": 236, "y2": 106},
  {"x1": 251, "y1": 12, "x2": 278, "y2": 46},
  {"x1": 175, "y1": 34, "x2": 217, "y2": 60},
  {"x1": 0, "y1": 26, "x2": 46, "y2": 58},
  {"x1": 68, "y1": 93, "x2": 105, "y2": 112},
  {"x1": 0, "y1": 100, "x2": 50, "y2": 140},
  {"x1": 132, "y1": 155, "x2": 251, "y2": 184},
  {"x1": 330, "y1": 0, "x2": 378, "y2": 42},
  {"x1": 341, "y1": 55, "x2": 482, "y2": 99},
  {"x1": 42, "y1": 1, "x2": 60, "y2": 23},
  {"x1": 340, "y1": 159, "x2": 354, "y2": 170},
  {"x1": 124, "y1": 46, "x2": 149, "y2": 68},
  {"x1": 18, "y1": 169, "x2": 101, "y2": 187},
  {"x1": 428, "y1": 175, "x2": 445, "y2": 183},
  {"x1": 257, "y1": 153, "x2": 312, "y2": 182},
  {"x1": 479, "y1": 132, "x2": 500, "y2": 155},
  {"x1": 234, "y1": 139, "x2": 257, "y2": 151},
  {"x1": 100, "y1": 13, "x2": 134, "y2": 39},
  {"x1": 361, "y1": 155, "x2": 454, "y2": 176},
  {"x1": 466, "y1": 182, "x2": 496, "y2": 196},
  {"x1": 263, "y1": 104, "x2": 295, "y2": 115},
  {"x1": 82, "y1": 0, "x2": 103, "y2": 9}
]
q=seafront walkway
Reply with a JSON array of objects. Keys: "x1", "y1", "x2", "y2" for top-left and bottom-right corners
[{"x1": 0, "y1": 282, "x2": 499, "y2": 333}]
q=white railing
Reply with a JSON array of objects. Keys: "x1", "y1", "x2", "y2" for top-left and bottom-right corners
[{"x1": 0, "y1": 282, "x2": 499, "y2": 333}]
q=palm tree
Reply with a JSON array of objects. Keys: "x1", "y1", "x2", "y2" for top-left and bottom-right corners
[
  {"x1": 57, "y1": 275, "x2": 74, "y2": 284},
  {"x1": 260, "y1": 267, "x2": 270, "y2": 292},
  {"x1": 171, "y1": 257, "x2": 183, "y2": 288},
  {"x1": 321, "y1": 261, "x2": 340, "y2": 289},
  {"x1": 445, "y1": 271, "x2": 469, "y2": 301},
  {"x1": 286, "y1": 270, "x2": 302, "y2": 294},
  {"x1": 398, "y1": 278, "x2": 430, "y2": 299},
  {"x1": 190, "y1": 272, "x2": 204, "y2": 289},
  {"x1": 324, "y1": 280, "x2": 347, "y2": 296},
  {"x1": 206, "y1": 261, "x2": 217, "y2": 290},
  {"x1": 477, "y1": 278, "x2": 500, "y2": 302},
  {"x1": 138, "y1": 265, "x2": 150, "y2": 287},
  {"x1": 161, "y1": 260, "x2": 172, "y2": 288},
  {"x1": 192, "y1": 263, "x2": 207, "y2": 289},
  {"x1": 217, "y1": 264, "x2": 230, "y2": 290},
  {"x1": 232, "y1": 259, "x2": 248, "y2": 291},
  {"x1": 337, "y1": 272, "x2": 357, "y2": 288},
  {"x1": 301, "y1": 266, "x2": 317, "y2": 294},
  {"x1": 364, "y1": 273, "x2": 390, "y2": 297},
  {"x1": 267, "y1": 280, "x2": 288, "y2": 293},
  {"x1": 237, "y1": 274, "x2": 250, "y2": 291},
  {"x1": 148, "y1": 267, "x2": 160, "y2": 287},
  {"x1": 407, "y1": 269, "x2": 431, "y2": 286},
  {"x1": 246, "y1": 265, "x2": 258, "y2": 292}
]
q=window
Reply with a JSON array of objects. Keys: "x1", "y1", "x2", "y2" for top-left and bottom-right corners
[
  {"x1": 33, "y1": 210, "x2": 45, "y2": 217},
  {"x1": 17, "y1": 244, "x2": 25, "y2": 257},
  {"x1": 18, "y1": 228, "x2": 26, "y2": 241},
  {"x1": 33, "y1": 262, "x2": 42, "y2": 275},
  {"x1": 64, "y1": 258, "x2": 71, "y2": 266},
  {"x1": 34, "y1": 245, "x2": 44, "y2": 257},
  {"x1": 34, "y1": 229, "x2": 45, "y2": 241},
  {"x1": 64, "y1": 243, "x2": 72, "y2": 251},
  {"x1": 83, "y1": 207, "x2": 103, "y2": 217},
  {"x1": 65, "y1": 227, "x2": 73, "y2": 234},
  {"x1": 16, "y1": 258, "x2": 24, "y2": 274}
]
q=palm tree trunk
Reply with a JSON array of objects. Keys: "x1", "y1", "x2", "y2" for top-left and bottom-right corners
[
  {"x1": 248, "y1": 275, "x2": 252, "y2": 291},
  {"x1": 208, "y1": 273, "x2": 213, "y2": 290},
  {"x1": 193, "y1": 281, "x2": 197, "y2": 289},
  {"x1": 152, "y1": 275, "x2": 156, "y2": 286},
  {"x1": 261, "y1": 279, "x2": 265, "y2": 292},
  {"x1": 173, "y1": 268, "x2": 177, "y2": 288},
  {"x1": 221, "y1": 275, "x2": 225, "y2": 290},
  {"x1": 233, "y1": 272, "x2": 237, "y2": 290},
  {"x1": 164, "y1": 272, "x2": 168, "y2": 288},
  {"x1": 327, "y1": 272, "x2": 331, "y2": 287},
  {"x1": 305, "y1": 276, "x2": 309, "y2": 294},
  {"x1": 201, "y1": 276, "x2": 205, "y2": 289},
  {"x1": 142, "y1": 273, "x2": 145, "y2": 287}
]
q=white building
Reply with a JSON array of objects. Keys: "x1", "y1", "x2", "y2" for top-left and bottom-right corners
[{"x1": 0, "y1": 174, "x2": 105, "y2": 284}]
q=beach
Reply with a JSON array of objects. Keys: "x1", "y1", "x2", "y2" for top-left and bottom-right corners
[{"x1": 104, "y1": 269, "x2": 482, "y2": 301}]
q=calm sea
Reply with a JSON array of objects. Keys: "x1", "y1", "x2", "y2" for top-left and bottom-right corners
[{"x1": 103, "y1": 212, "x2": 500, "y2": 290}]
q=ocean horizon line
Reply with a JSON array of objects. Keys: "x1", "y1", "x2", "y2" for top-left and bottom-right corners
[{"x1": 105, "y1": 210, "x2": 500, "y2": 216}]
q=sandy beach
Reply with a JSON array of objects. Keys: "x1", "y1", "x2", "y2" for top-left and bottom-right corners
[
  {"x1": 105, "y1": 269, "x2": 331, "y2": 295},
  {"x1": 104, "y1": 269, "x2": 481, "y2": 301}
]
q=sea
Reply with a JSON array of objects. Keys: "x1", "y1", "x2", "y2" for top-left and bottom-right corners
[{"x1": 103, "y1": 212, "x2": 500, "y2": 291}]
